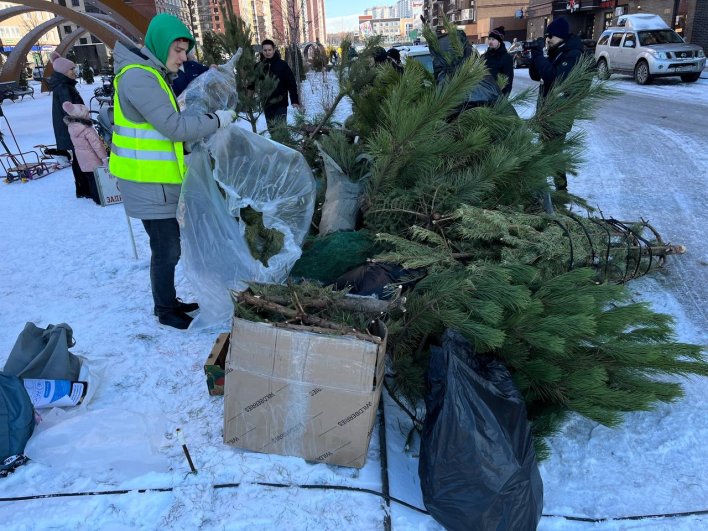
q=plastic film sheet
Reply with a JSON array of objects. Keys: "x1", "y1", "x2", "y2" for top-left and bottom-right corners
[{"x1": 177, "y1": 53, "x2": 316, "y2": 328}]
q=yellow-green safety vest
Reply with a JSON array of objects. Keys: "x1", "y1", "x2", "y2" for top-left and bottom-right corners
[{"x1": 109, "y1": 64, "x2": 185, "y2": 184}]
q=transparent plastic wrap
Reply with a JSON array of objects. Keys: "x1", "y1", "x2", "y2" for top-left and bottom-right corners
[
  {"x1": 177, "y1": 52, "x2": 316, "y2": 328},
  {"x1": 177, "y1": 51, "x2": 241, "y2": 115}
]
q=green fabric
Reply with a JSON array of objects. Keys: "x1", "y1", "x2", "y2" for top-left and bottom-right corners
[
  {"x1": 144, "y1": 13, "x2": 195, "y2": 66},
  {"x1": 290, "y1": 231, "x2": 380, "y2": 284}
]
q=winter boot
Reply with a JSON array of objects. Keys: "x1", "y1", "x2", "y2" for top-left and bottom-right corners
[{"x1": 158, "y1": 311, "x2": 193, "y2": 330}]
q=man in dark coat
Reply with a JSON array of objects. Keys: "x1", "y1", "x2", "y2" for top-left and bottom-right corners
[
  {"x1": 483, "y1": 26, "x2": 514, "y2": 96},
  {"x1": 47, "y1": 52, "x2": 98, "y2": 200},
  {"x1": 258, "y1": 39, "x2": 300, "y2": 132},
  {"x1": 529, "y1": 17, "x2": 584, "y2": 191}
]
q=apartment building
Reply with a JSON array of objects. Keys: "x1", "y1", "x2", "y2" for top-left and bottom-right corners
[{"x1": 423, "y1": 0, "x2": 529, "y2": 41}]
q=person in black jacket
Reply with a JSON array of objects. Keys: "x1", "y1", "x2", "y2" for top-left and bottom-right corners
[
  {"x1": 47, "y1": 52, "x2": 99, "y2": 201},
  {"x1": 529, "y1": 17, "x2": 584, "y2": 191},
  {"x1": 258, "y1": 39, "x2": 301, "y2": 132},
  {"x1": 483, "y1": 26, "x2": 513, "y2": 96},
  {"x1": 172, "y1": 57, "x2": 209, "y2": 97}
]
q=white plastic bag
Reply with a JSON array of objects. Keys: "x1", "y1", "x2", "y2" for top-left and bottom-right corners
[{"x1": 24, "y1": 408, "x2": 169, "y2": 481}]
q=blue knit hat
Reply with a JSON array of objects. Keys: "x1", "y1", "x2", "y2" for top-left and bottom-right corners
[{"x1": 546, "y1": 18, "x2": 570, "y2": 39}]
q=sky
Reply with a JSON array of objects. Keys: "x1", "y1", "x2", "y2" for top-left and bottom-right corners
[{"x1": 325, "y1": 0, "x2": 384, "y2": 18}]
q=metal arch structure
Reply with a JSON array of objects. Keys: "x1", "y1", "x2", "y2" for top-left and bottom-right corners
[
  {"x1": 0, "y1": 0, "x2": 149, "y2": 82},
  {"x1": 83, "y1": 0, "x2": 149, "y2": 36},
  {"x1": 0, "y1": 5, "x2": 34, "y2": 22},
  {"x1": 90, "y1": 12, "x2": 143, "y2": 40}
]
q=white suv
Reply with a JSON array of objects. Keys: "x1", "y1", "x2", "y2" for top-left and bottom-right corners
[{"x1": 594, "y1": 14, "x2": 705, "y2": 85}]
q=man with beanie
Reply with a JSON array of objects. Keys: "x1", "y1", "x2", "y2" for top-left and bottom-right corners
[
  {"x1": 257, "y1": 39, "x2": 300, "y2": 133},
  {"x1": 483, "y1": 26, "x2": 514, "y2": 96},
  {"x1": 47, "y1": 52, "x2": 98, "y2": 200},
  {"x1": 110, "y1": 13, "x2": 237, "y2": 330},
  {"x1": 529, "y1": 17, "x2": 584, "y2": 191}
]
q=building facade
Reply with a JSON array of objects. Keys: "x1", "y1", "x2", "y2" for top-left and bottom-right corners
[
  {"x1": 422, "y1": 0, "x2": 530, "y2": 42},
  {"x1": 526, "y1": 0, "x2": 705, "y2": 48}
]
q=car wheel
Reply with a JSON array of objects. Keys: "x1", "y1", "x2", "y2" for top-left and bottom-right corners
[
  {"x1": 680, "y1": 73, "x2": 700, "y2": 83},
  {"x1": 634, "y1": 60, "x2": 652, "y2": 85},
  {"x1": 596, "y1": 58, "x2": 610, "y2": 80}
]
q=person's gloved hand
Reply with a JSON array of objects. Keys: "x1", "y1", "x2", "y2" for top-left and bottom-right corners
[{"x1": 214, "y1": 109, "x2": 237, "y2": 129}]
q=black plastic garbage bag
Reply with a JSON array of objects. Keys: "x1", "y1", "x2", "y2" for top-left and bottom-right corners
[{"x1": 419, "y1": 330, "x2": 543, "y2": 531}]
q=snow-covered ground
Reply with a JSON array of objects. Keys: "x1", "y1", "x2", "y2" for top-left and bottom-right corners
[{"x1": 0, "y1": 71, "x2": 706, "y2": 530}]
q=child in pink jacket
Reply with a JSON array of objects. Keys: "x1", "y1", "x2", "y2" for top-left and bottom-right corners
[
  {"x1": 62, "y1": 102, "x2": 107, "y2": 204},
  {"x1": 62, "y1": 102, "x2": 107, "y2": 172}
]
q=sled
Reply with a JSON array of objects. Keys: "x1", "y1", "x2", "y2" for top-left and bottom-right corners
[{"x1": 0, "y1": 104, "x2": 69, "y2": 184}]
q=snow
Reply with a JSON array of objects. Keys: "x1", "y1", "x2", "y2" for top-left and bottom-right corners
[{"x1": 1, "y1": 70, "x2": 707, "y2": 529}]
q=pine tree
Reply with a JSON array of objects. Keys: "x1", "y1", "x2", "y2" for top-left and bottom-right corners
[
  {"x1": 81, "y1": 59, "x2": 94, "y2": 84},
  {"x1": 212, "y1": 1, "x2": 278, "y2": 134},
  {"x1": 298, "y1": 22, "x2": 708, "y2": 457},
  {"x1": 18, "y1": 64, "x2": 29, "y2": 88}
]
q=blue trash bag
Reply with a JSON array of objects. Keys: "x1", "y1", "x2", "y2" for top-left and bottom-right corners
[{"x1": 418, "y1": 330, "x2": 543, "y2": 531}]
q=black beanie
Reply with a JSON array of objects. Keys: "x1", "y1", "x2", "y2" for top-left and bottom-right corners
[
  {"x1": 546, "y1": 18, "x2": 570, "y2": 39},
  {"x1": 489, "y1": 26, "x2": 505, "y2": 41}
]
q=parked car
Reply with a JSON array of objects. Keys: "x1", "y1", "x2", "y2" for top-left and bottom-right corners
[
  {"x1": 594, "y1": 13, "x2": 705, "y2": 84},
  {"x1": 510, "y1": 48, "x2": 532, "y2": 68},
  {"x1": 400, "y1": 45, "x2": 434, "y2": 73}
]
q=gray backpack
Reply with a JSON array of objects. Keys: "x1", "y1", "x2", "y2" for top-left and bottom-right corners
[{"x1": 0, "y1": 374, "x2": 35, "y2": 474}]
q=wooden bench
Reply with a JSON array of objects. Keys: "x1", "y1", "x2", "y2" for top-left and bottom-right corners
[{"x1": 0, "y1": 81, "x2": 35, "y2": 103}]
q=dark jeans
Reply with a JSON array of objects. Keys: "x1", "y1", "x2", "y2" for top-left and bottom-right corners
[
  {"x1": 548, "y1": 132, "x2": 568, "y2": 191},
  {"x1": 141, "y1": 218, "x2": 182, "y2": 317},
  {"x1": 71, "y1": 150, "x2": 100, "y2": 203},
  {"x1": 264, "y1": 105, "x2": 288, "y2": 133}
]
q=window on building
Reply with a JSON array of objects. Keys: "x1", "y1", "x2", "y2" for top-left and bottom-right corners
[
  {"x1": 57, "y1": 0, "x2": 66, "y2": 6},
  {"x1": 64, "y1": 25, "x2": 72, "y2": 34},
  {"x1": 91, "y1": 36, "x2": 101, "y2": 44},
  {"x1": 215, "y1": 15, "x2": 219, "y2": 21},
  {"x1": 71, "y1": 0, "x2": 80, "y2": 6},
  {"x1": 79, "y1": 38, "x2": 88, "y2": 44}
]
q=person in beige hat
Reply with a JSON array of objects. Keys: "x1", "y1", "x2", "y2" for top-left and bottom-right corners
[{"x1": 47, "y1": 51, "x2": 99, "y2": 201}]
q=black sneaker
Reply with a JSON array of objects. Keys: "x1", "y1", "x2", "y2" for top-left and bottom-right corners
[
  {"x1": 153, "y1": 299, "x2": 199, "y2": 316},
  {"x1": 176, "y1": 299, "x2": 199, "y2": 313},
  {"x1": 158, "y1": 311, "x2": 193, "y2": 330}
]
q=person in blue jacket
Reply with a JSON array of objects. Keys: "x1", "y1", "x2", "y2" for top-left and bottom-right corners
[{"x1": 172, "y1": 55, "x2": 209, "y2": 97}]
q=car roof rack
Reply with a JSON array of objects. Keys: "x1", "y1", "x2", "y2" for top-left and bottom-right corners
[{"x1": 614, "y1": 14, "x2": 670, "y2": 30}]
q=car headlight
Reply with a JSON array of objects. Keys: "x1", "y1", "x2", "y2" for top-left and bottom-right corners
[
  {"x1": 649, "y1": 50, "x2": 669, "y2": 59},
  {"x1": 699, "y1": 49, "x2": 706, "y2": 58}
]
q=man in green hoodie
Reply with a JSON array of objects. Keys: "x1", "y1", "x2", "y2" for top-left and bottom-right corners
[{"x1": 110, "y1": 14, "x2": 236, "y2": 330}]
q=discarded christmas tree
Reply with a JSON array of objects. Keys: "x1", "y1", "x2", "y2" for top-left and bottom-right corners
[{"x1": 288, "y1": 22, "x2": 706, "y2": 457}]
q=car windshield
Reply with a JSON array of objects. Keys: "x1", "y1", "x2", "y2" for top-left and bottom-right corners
[
  {"x1": 638, "y1": 30, "x2": 684, "y2": 46},
  {"x1": 408, "y1": 53, "x2": 434, "y2": 73}
]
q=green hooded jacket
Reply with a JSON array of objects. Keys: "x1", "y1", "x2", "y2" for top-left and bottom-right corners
[{"x1": 144, "y1": 13, "x2": 195, "y2": 66}]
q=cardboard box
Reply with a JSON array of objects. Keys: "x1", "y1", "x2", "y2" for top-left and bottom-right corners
[
  {"x1": 223, "y1": 317, "x2": 387, "y2": 468},
  {"x1": 204, "y1": 333, "x2": 230, "y2": 396}
]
